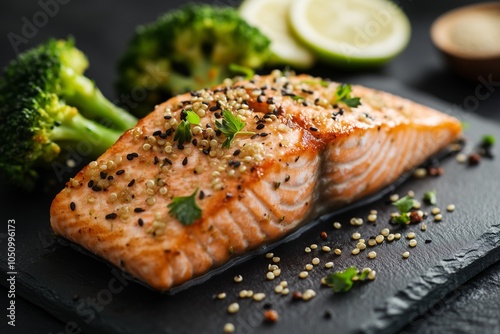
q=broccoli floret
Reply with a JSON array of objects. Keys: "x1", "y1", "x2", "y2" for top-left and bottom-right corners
[
  {"x1": 0, "y1": 39, "x2": 138, "y2": 189},
  {"x1": 116, "y1": 4, "x2": 271, "y2": 117}
]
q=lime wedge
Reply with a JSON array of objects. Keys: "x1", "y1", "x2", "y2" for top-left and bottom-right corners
[
  {"x1": 239, "y1": 0, "x2": 315, "y2": 69},
  {"x1": 289, "y1": 0, "x2": 411, "y2": 67}
]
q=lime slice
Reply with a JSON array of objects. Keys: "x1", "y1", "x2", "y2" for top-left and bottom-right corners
[
  {"x1": 289, "y1": 0, "x2": 411, "y2": 67},
  {"x1": 239, "y1": 0, "x2": 315, "y2": 69}
]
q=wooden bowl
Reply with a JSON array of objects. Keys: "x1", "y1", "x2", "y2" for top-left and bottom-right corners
[{"x1": 431, "y1": 2, "x2": 500, "y2": 81}]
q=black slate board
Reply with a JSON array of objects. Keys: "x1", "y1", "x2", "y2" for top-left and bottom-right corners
[{"x1": 1, "y1": 76, "x2": 499, "y2": 334}]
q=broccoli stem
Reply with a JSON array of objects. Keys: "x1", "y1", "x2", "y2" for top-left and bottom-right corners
[
  {"x1": 60, "y1": 67, "x2": 138, "y2": 131},
  {"x1": 51, "y1": 112, "x2": 123, "y2": 155}
]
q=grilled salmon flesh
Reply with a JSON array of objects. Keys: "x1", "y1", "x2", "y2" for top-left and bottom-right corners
[{"x1": 50, "y1": 72, "x2": 462, "y2": 291}]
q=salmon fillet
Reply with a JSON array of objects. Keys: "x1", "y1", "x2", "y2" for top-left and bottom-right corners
[{"x1": 50, "y1": 72, "x2": 462, "y2": 291}]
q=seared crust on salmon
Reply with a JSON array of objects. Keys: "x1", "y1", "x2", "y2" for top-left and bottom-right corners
[{"x1": 50, "y1": 72, "x2": 462, "y2": 290}]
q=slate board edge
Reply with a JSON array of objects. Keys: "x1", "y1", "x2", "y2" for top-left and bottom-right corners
[{"x1": 363, "y1": 222, "x2": 500, "y2": 334}]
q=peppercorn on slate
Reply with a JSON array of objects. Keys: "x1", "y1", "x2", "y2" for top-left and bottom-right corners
[{"x1": 50, "y1": 72, "x2": 462, "y2": 291}]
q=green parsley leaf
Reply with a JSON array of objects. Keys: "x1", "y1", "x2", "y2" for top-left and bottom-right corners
[
  {"x1": 229, "y1": 63, "x2": 255, "y2": 80},
  {"x1": 325, "y1": 267, "x2": 358, "y2": 293},
  {"x1": 393, "y1": 195, "x2": 415, "y2": 214},
  {"x1": 392, "y1": 213, "x2": 411, "y2": 224},
  {"x1": 186, "y1": 110, "x2": 201, "y2": 125},
  {"x1": 301, "y1": 79, "x2": 329, "y2": 87},
  {"x1": 215, "y1": 110, "x2": 254, "y2": 148},
  {"x1": 174, "y1": 120, "x2": 192, "y2": 145},
  {"x1": 481, "y1": 134, "x2": 495, "y2": 148},
  {"x1": 423, "y1": 190, "x2": 437, "y2": 205},
  {"x1": 291, "y1": 95, "x2": 305, "y2": 101},
  {"x1": 334, "y1": 83, "x2": 362, "y2": 108},
  {"x1": 167, "y1": 188, "x2": 202, "y2": 226}
]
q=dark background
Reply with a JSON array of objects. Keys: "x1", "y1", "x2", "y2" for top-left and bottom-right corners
[{"x1": 1, "y1": 0, "x2": 499, "y2": 333}]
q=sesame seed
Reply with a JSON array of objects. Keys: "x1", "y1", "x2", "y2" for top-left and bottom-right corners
[
  {"x1": 334, "y1": 248, "x2": 342, "y2": 255},
  {"x1": 234, "y1": 275, "x2": 243, "y2": 283},
  {"x1": 406, "y1": 232, "x2": 416, "y2": 239},
  {"x1": 434, "y1": 214, "x2": 443, "y2": 222},
  {"x1": 312, "y1": 257, "x2": 320, "y2": 265},
  {"x1": 134, "y1": 207, "x2": 145, "y2": 213},
  {"x1": 333, "y1": 222, "x2": 342, "y2": 229},
  {"x1": 266, "y1": 272, "x2": 275, "y2": 280},
  {"x1": 105, "y1": 213, "x2": 117, "y2": 220},
  {"x1": 223, "y1": 323, "x2": 235, "y2": 333},
  {"x1": 128, "y1": 179, "x2": 135, "y2": 187},
  {"x1": 265, "y1": 252, "x2": 274, "y2": 258},
  {"x1": 350, "y1": 217, "x2": 364, "y2": 226},
  {"x1": 431, "y1": 207, "x2": 441, "y2": 215},
  {"x1": 182, "y1": 157, "x2": 188, "y2": 166},
  {"x1": 409, "y1": 239, "x2": 417, "y2": 247},
  {"x1": 253, "y1": 293, "x2": 266, "y2": 301},
  {"x1": 70, "y1": 202, "x2": 76, "y2": 211},
  {"x1": 447, "y1": 204, "x2": 456, "y2": 212},
  {"x1": 352, "y1": 232, "x2": 361, "y2": 240},
  {"x1": 302, "y1": 289, "x2": 316, "y2": 301},
  {"x1": 368, "y1": 251, "x2": 377, "y2": 259},
  {"x1": 299, "y1": 271, "x2": 309, "y2": 279},
  {"x1": 356, "y1": 242, "x2": 367, "y2": 250},
  {"x1": 227, "y1": 303, "x2": 239, "y2": 314},
  {"x1": 138, "y1": 219, "x2": 144, "y2": 226},
  {"x1": 325, "y1": 262, "x2": 334, "y2": 269},
  {"x1": 322, "y1": 246, "x2": 331, "y2": 252},
  {"x1": 402, "y1": 251, "x2": 410, "y2": 259}
]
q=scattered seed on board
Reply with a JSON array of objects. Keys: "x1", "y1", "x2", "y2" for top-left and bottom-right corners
[
  {"x1": 334, "y1": 248, "x2": 342, "y2": 255},
  {"x1": 265, "y1": 252, "x2": 274, "y2": 259},
  {"x1": 403, "y1": 251, "x2": 410, "y2": 259},
  {"x1": 274, "y1": 285, "x2": 284, "y2": 293},
  {"x1": 413, "y1": 168, "x2": 427, "y2": 178},
  {"x1": 395, "y1": 233, "x2": 402, "y2": 240},
  {"x1": 279, "y1": 280, "x2": 288, "y2": 287},
  {"x1": 253, "y1": 293, "x2": 266, "y2": 302},
  {"x1": 272, "y1": 256, "x2": 280, "y2": 263},
  {"x1": 456, "y1": 153, "x2": 467, "y2": 163},
  {"x1": 409, "y1": 239, "x2": 417, "y2": 247},
  {"x1": 431, "y1": 207, "x2": 441, "y2": 215},
  {"x1": 224, "y1": 323, "x2": 235, "y2": 333},
  {"x1": 352, "y1": 248, "x2": 360, "y2": 255},
  {"x1": 350, "y1": 217, "x2": 363, "y2": 226},
  {"x1": 217, "y1": 292, "x2": 227, "y2": 300},
  {"x1": 304, "y1": 247, "x2": 312, "y2": 253},
  {"x1": 281, "y1": 288, "x2": 290, "y2": 296},
  {"x1": 234, "y1": 275, "x2": 243, "y2": 283},
  {"x1": 406, "y1": 232, "x2": 416, "y2": 239},
  {"x1": 368, "y1": 214, "x2": 377, "y2": 222},
  {"x1": 420, "y1": 223, "x2": 427, "y2": 231},
  {"x1": 325, "y1": 262, "x2": 334, "y2": 268},
  {"x1": 266, "y1": 272, "x2": 275, "y2": 280},
  {"x1": 333, "y1": 222, "x2": 342, "y2": 229},
  {"x1": 302, "y1": 289, "x2": 316, "y2": 301},
  {"x1": 447, "y1": 204, "x2": 456, "y2": 212},
  {"x1": 264, "y1": 309, "x2": 279, "y2": 323},
  {"x1": 407, "y1": 190, "x2": 415, "y2": 198},
  {"x1": 322, "y1": 245, "x2": 332, "y2": 252},
  {"x1": 368, "y1": 251, "x2": 377, "y2": 259},
  {"x1": 390, "y1": 194, "x2": 400, "y2": 202},
  {"x1": 239, "y1": 290, "x2": 249, "y2": 298},
  {"x1": 310, "y1": 244, "x2": 318, "y2": 250},
  {"x1": 368, "y1": 270, "x2": 377, "y2": 280},
  {"x1": 381, "y1": 228, "x2": 390, "y2": 237},
  {"x1": 273, "y1": 268, "x2": 281, "y2": 277},
  {"x1": 434, "y1": 214, "x2": 443, "y2": 222},
  {"x1": 387, "y1": 234, "x2": 395, "y2": 242},
  {"x1": 312, "y1": 257, "x2": 320, "y2": 265},
  {"x1": 305, "y1": 264, "x2": 313, "y2": 271},
  {"x1": 228, "y1": 303, "x2": 240, "y2": 314},
  {"x1": 368, "y1": 239, "x2": 377, "y2": 247},
  {"x1": 375, "y1": 235, "x2": 384, "y2": 244},
  {"x1": 356, "y1": 242, "x2": 367, "y2": 250},
  {"x1": 352, "y1": 232, "x2": 361, "y2": 240},
  {"x1": 299, "y1": 271, "x2": 309, "y2": 279}
]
